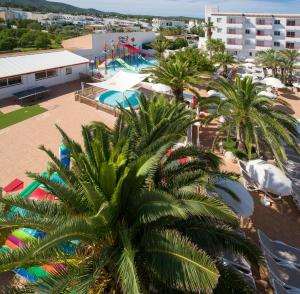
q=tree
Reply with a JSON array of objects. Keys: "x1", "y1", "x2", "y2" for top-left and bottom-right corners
[
  {"x1": 256, "y1": 49, "x2": 282, "y2": 77},
  {"x1": 168, "y1": 37, "x2": 188, "y2": 50},
  {"x1": 145, "y1": 56, "x2": 200, "y2": 102},
  {"x1": 0, "y1": 97, "x2": 262, "y2": 293},
  {"x1": 202, "y1": 76, "x2": 300, "y2": 166},
  {"x1": 150, "y1": 36, "x2": 170, "y2": 58},
  {"x1": 280, "y1": 49, "x2": 300, "y2": 86},
  {"x1": 206, "y1": 38, "x2": 225, "y2": 59},
  {"x1": 190, "y1": 25, "x2": 205, "y2": 37},
  {"x1": 201, "y1": 18, "x2": 215, "y2": 41},
  {"x1": 213, "y1": 51, "x2": 237, "y2": 77},
  {"x1": 34, "y1": 32, "x2": 51, "y2": 49},
  {"x1": 0, "y1": 36, "x2": 17, "y2": 51}
]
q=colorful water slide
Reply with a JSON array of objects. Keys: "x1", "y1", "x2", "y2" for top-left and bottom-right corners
[{"x1": 115, "y1": 58, "x2": 135, "y2": 71}]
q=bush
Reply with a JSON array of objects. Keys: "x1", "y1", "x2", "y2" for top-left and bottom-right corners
[
  {"x1": 34, "y1": 33, "x2": 51, "y2": 49},
  {"x1": 0, "y1": 36, "x2": 17, "y2": 51},
  {"x1": 168, "y1": 38, "x2": 188, "y2": 50}
]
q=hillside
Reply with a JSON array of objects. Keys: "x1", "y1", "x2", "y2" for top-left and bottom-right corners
[
  {"x1": 0, "y1": 0, "x2": 198, "y2": 20},
  {"x1": 0, "y1": 0, "x2": 115, "y2": 16}
]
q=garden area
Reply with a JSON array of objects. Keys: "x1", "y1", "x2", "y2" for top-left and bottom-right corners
[{"x1": 0, "y1": 105, "x2": 47, "y2": 129}]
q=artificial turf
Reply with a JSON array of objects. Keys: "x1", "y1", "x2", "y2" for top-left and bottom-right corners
[{"x1": 0, "y1": 105, "x2": 47, "y2": 130}]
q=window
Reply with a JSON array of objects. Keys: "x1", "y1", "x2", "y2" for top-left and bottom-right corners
[
  {"x1": 217, "y1": 18, "x2": 222, "y2": 23},
  {"x1": 257, "y1": 30, "x2": 263, "y2": 36},
  {"x1": 274, "y1": 41, "x2": 280, "y2": 47},
  {"x1": 245, "y1": 39, "x2": 251, "y2": 45},
  {"x1": 66, "y1": 67, "x2": 72, "y2": 75},
  {"x1": 245, "y1": 29, "x2": 250, "y2": 34},
  {"x1": 286, "y1": 42, "x2": 295, "y2": 49},
  {"x1": 0, "y1": 76, "x2": 22, "y2": 88},
  {"x1": 274, "y1": 19, "x2": 280, "y2": 25},
  {"x1": 228, "y1": 28, "x2": 236, "y2": 34},
  {"x1": 249, "y1": 52, "x2": 253, "y2": 57},
  {"x1": 7, "y1": 76, "x2": 22, "y2": 86},
  {"x1": 35, "y1": 69, "x2": 57, "y2": 80},
  {"x1": 287, "y1": 20, "x2": 296, "y2": 26},
  {"x1": 35, "y1": 71, "x2": 47, "y2": 80},
  {"x1": 233, "y1": 51, "x2": 238, "y2": 56},
  {"x1": 47, "y1": 69, "x2": 57, "y2": 78},
  {"x1": 274, "y1": 31, "x2": 280, "y2": 36},
  {"x1": 256, "y1": 40, "x2": 265, "y2": 46},
  {"x1": 287, "y1": 31, "x2": 295, "y2": 38},
  {"x1": 0, "y1": 79, "x2": 8, "y2": 88}
]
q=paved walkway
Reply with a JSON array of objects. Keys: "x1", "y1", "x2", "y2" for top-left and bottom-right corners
[{"x1": 0, "y1": 81, "x2": 116, "y2": 188}]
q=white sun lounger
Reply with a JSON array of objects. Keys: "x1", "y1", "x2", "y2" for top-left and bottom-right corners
[
  {"x1": 258, "y1": 230, "x2": 300, "y2": 269},
  {"x1": 272, "y1": 279, "x2": 300, "y2": 294},
  {"x1": 265, "y1": 254, "x2": 300, "y2": 291}
]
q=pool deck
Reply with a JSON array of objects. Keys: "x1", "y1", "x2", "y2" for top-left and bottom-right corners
[{"x1": 0, "y1": 80, "x2": 116, "y2": 188}]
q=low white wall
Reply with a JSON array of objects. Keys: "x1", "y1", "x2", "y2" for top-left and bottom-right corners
[{"x1": 0, "y1": 63, "x2": 88, "y2": 99}]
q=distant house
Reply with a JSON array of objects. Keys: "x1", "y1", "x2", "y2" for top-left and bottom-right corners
[
  {"x1": 152, "y1": 18, "x2": 186, "y2": 31},
  {"x1": 0, "y1": 50, "x2": 89, "y2": 99}
]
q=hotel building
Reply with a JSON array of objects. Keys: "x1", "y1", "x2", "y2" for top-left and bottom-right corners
[{"x1": 205, "y1": 5, "x2": 300, "y2": 60}]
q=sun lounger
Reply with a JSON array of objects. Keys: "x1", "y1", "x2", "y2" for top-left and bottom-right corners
[
  {"x1": 3, "y1": 178, "x2": 24, "y2": 193},
  {"x1": 272, "y1": 279, "x2": 300, "y2": 294},
  {"x1": 265, "y1": 254, "x2": 300, "y2": 290},
  {"x1": 258, "y1": 230, "x2": 300, "y2": 269},
  {"x1": 13, "y1": 268, "x2": 37, "y2": 283},
  {"x1": 4, "y1": 239, "x2": 19, "y2": 250},
  {"x1": 7, "y1": 235, "x2": 26, "y2": 247}
]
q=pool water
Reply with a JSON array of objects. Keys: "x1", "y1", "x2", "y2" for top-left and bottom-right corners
[
  {"x1": 98, "y1": 90, "x2": 140, "y2": 108},
  {"x1": 105, "y1": 57, "x2": 158, "y2": 75}
]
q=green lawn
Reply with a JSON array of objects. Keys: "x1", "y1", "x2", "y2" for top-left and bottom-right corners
[{"x1": 0, "y1": 105, "x2": 47, "y2": 130}]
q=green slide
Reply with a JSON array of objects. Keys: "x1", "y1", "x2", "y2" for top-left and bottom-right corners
[{"x1": 115, "y1": 58, "x2": 135, "y2": 72}]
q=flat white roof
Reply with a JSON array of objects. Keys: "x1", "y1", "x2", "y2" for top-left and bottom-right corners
[{"x1": 0, "y1": 50, "x2": 89, "y2": 79}]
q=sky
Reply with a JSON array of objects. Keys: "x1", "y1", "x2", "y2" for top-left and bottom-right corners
[{"x1": 51, "y1": 0, "x2": 300, "y2": 17}]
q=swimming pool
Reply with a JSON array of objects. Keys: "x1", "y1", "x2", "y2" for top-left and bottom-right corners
[
  {"x1": 104, "y1": 57, "x2": 158, "y2": 76},
  {"x1": 98, "y1": 90, "x2": 140, "y2": 108}
]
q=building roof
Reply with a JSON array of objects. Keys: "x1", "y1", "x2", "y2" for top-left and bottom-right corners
[
  {"x1": 0, "y1": 50, "x2": 89, "y2": 79},
  {"x1": 211, "y1": 12, "x2": 300, "y2": 18}
]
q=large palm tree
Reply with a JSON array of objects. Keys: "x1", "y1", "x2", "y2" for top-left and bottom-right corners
[
  {"x1": 280, "y1": 49, "x2": 300, "y2": 85},
  {"x1": 202, "y1": 76, "x2": 300, "y2": 166},
  {"x1": 150, "y1": 36, "x2": 170, "y2": 59},
  {"x1": 256, "y1": 49, "x2": 282, "y2": 77},
  {"x1": 145, "y1": 57, "x2": 200, "y2": 102},
  {"x1": 213, "y1": 51, "x2": 236, "y2": 77},
  {"x1": 0, "y1": 98, "x2": 262, "y2": 293}
]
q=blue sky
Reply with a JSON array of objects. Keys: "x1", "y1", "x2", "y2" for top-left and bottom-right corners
[{"x1": 51, "y1": 0, "x2": 300, "y2": 17}]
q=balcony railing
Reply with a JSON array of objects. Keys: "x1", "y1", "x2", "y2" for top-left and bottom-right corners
[
  {"x1": 227, "y1": 42, "x2": 242, "y2": 46},
  {"x1": 227, "y1": 21, "x2": 243, "y2": 24},
  {"x1": 286, "y1": 35, "x2": 296, "y2": 38},
  {"x1": 256, "y1": 22, "x2": 272, "y2": 26},
  {"x1": 256, "y1": 33, "x2": 272, "y2": 36},
  {"x1": 256, "y1": 44, "x2": 272, "y2": 47},
  {"x1": 227, "y1": 31, "x2": 242, "y2": 35},
  {"x1": 285, "y1": 45, "x2": 300, "y2": 49}
]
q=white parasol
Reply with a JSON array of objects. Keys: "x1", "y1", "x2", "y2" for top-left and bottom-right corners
[
  {"x1": 262, "y1": 77, "x2": 285, "y2": 88},
  {"x1": 258, "y1": 91, "x2": 277, "y2": 99},
  {"x1": 246, "y1": 159, "x2": 293, "y2": 196},
  {"x1": 212, "y1": 177, "x2": 254, "y2": 218}
]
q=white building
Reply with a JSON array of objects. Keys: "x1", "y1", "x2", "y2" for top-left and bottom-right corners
[
  {"x1": 204, "y1": 5, "x2": 300, "y2": 60},
  {"x1": 0, "y1": 50, "x2": 89, "y2": 99},
  {"x1": 62, "y1": 32, "x2": 156, "y2": 60},
  {"x1": 152, "y1": 18, "x2": 186, "y2": 31}
]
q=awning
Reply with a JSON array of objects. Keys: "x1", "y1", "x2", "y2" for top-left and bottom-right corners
[{"x1": 88, "y1": 71, "x2": 150, "y2": 92}]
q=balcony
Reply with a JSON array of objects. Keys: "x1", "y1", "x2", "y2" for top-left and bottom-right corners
[
  {"x1": 256, "y1": 43, "x2": 272, "y2": 48},
  {"x1": 227, "y1": 20, "x2": 243, "y2": 24},
  {"x1": 256, "y1": 21, "x2": 272, "y2": 26},
  {"x1": 227, "y1": 31, "x2": 242, "y2": 35}
]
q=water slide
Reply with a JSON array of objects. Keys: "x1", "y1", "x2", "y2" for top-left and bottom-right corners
[{"x1": 115, "y1": 58, "x2": 135, "y2": 72}]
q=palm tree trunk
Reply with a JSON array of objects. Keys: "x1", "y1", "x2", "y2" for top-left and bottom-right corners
[
  {"x1": 173, "y1": 87, "x2": 184, "y2": 102},
  {"x1": 223, "y1": 65, "x2": 228, "y2": 77},
  {"x1": 263, "y1": 67, "x2": 268, "y2": 78}
]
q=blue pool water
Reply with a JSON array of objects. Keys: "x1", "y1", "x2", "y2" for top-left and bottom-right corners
[
  {"x1": 98, "y1": 90, "x2": 140, "y2": 108},
  {"x1": 105, "y1": 57, "x2": 158, "y2": 75}
]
